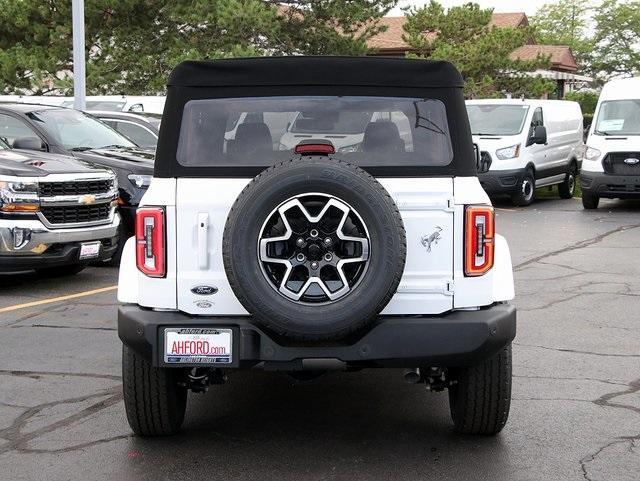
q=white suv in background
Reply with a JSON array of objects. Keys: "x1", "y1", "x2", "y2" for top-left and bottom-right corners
[
  {"x1": 117, "y1": 57, "x2": 516, "y2": 438},
  {"x1": 467, "y1": 99, "x2": 584, "y2": 206}
]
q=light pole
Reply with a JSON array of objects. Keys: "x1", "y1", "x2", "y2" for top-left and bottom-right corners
[{"x1": 72, "y1": 0, "x2": 86, "y2": 110}]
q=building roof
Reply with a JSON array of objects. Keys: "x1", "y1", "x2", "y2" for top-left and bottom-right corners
[
  {"x1": 509, "y1": 45, "x2": 577, "y2": 72},
  {"x1": 367, "y1": 16, "x2": 410, "y2": 51},
  {"x1": 368, "y1": 13, "x2": 530, "y2": 51},
  {"x1": 489, "y1": 12, "x2": 529, "y2": 28}
]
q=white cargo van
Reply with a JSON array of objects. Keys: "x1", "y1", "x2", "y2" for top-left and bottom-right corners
[
  {"x1": 466, "y1": 99, "x2": 584, "y2": 206},
  {"x1": 581, "y1": 77, "x2": 640, "y2": 209}
]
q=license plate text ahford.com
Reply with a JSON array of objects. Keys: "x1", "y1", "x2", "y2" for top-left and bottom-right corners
[{"x1": 164, "y1": 328, "x2": 232, "y2": 364}]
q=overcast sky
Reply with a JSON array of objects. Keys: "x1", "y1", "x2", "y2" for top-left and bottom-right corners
[{"x1": 390, "y1": 0, "x2": 551, "y2": 16}]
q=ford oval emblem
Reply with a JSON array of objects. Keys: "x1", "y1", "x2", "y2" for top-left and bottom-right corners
[
  {"x1": 623, "y1": 158, "x2": 640, "y2": 165},
  {"x1": 191, "y1": 285, "x2": 218, "y2": 296}
]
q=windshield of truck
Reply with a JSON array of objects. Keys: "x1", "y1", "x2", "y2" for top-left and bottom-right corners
[
  {"x1": 177, "y1": 96, "x2": 453, "y2": 167},
  {"x1": 466, "y1": 104, "x2": 530, "y2": 136},
  {"x1": 594, "y1": 100, "x2": 640, "y2": 135},
  {"x1": 27, "y1": 108, "x2": 137, "y2": 150}
]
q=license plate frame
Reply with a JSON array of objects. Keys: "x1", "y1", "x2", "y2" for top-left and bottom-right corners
[
  {"x1": 163, "y1": 327, "x2": 233, "y2": 365},
  {"x1": 79, "y1": 241, "x2": 101, "y2": 260}
]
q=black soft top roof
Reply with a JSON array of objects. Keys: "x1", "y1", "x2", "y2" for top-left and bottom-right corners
[
  {"x1": 168, "y1": 56, "x2": 464, "y2": 89},
  {"x1": 156, "y1": 56, "x2": 476, "y2": 178}
]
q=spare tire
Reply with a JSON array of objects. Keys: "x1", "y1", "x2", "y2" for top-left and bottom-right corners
[{"x1": 223, "y1": 156, "x2": 406, "y2": 341}]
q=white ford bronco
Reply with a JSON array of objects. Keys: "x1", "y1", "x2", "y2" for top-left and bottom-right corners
[{"x1": 117, "y1": 57, "x2": 516, "y2": 436}]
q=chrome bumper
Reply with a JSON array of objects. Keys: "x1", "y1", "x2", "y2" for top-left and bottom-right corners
[{"x1": 0, "y1": 213, "x2": 120, "y2": 255}]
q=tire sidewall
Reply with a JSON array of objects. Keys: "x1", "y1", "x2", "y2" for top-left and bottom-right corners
[
  {"x1": 224, "y1": 158, "x2": 405, "y2": 339},
  {"x1": 512, "y1": 169, "x2": 535, "y2": 206},
  {"x1": 559, "y1": 164, "x2": 577, "y2": 199}
]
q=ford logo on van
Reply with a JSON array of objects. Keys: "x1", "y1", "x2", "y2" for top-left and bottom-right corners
[
  {"x1": 624, "y1": 158, "x2": 640, "y2": 165},
  {"x1": 191, "y1": 285, "x2": 218, "y2": 295}
]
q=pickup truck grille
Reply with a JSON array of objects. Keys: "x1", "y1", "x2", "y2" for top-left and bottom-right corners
[
  {"x1": 39, "y1": 179, "x2": 113, "y2": 197},
  {"x1": 41, "y1": 204, "x2": 112, "y2": 225},
  {"x1": 603, "y1": 152, "x2": 640, "y2": 175}
]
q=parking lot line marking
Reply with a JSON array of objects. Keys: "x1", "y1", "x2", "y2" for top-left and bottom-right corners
[{"x1": 0, "y1": 285, "x2": 117, "y2": 313}]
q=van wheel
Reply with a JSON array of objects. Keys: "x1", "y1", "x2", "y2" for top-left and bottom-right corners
[
  {"x1": 558, "y1": 165, "x2": 577, "y2": 199},
  {"x1": 511, "y1": 170, "x2": 535, "y2": 206},
  {"x1": 582, "y1": 194, "x2": 600, "y2": 209},
  {"x1": 122, "y1": 345, "x2": 187, "y2": 436},
  {"x1": 448, "y1": 343, "x2": 512, "y2": 435}
]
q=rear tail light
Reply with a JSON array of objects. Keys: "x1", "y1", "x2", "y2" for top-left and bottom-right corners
[
  {"x1": 136, "y1": 207, "x2": 166, "y2": 277},
  {"x1": 464, "y1": 205, "x2": 494, "y2": 276}
]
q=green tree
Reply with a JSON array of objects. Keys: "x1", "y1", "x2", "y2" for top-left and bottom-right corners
[
  {"x1": 592, "y1": 0, "x2": 640, "y2": 78},
  {"x1": 271, "y1": 0, "x2": 397, "y2": 55},
  {"x1": 530, "y1": 0, "x2": 595, "y2": 73},
  {"x1": 403, "y1": 1, "x2": 555, "y2": 98},
  {"x1": 565, "y1": 91, "x2": 599, "y2": 114},
  {"x1": 0, "y1": 0, "x2": 397, "y2": 95}
]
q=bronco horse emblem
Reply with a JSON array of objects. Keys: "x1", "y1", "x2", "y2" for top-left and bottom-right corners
[{"x1": 421, "y1": 226, "x2": 442, "y2": 252}]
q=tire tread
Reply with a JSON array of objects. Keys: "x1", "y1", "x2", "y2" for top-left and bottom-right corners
[
  {"x1": 122, "y1": 345, "x2": 186, "y2": 436},
  {"x1": 449, "y1": 343, "x2": 512, "y2": 435}
]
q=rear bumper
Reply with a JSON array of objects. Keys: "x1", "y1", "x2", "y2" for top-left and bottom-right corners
[
  {"x1": 580, "y1": 171, "x2": 640, "y2": 198},
  {"x1": 118, "y1": 303, "x2": 516, "y2": 369},
  {"x1": 478, "y1": 169, "x2": 524, "y2": 195},
  {"x1": 0, "y1": 214, "x2": 120, "y2": 272}
]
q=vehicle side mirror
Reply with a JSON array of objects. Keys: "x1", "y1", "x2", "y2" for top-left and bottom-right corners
[
  {"x1": 13, "y1": 137, "x2": 45, "y2": 151},
  {"x1": 474, "y1": 143, "x2": 491, "y2": 173},
  {"x1": 528, "y1": 126, "x2": 547, "y2": 146}
]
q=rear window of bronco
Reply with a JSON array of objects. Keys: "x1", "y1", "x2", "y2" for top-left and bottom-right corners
[{"x1": 176, "y1": 96, "x2": 453, "y2": 168}]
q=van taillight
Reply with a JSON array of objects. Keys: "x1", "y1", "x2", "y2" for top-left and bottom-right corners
[
  {"x1": 464, "y1": 206, "x2": 494, "y2": 276},
  {"x1": 136, "y1": 207, "x2": 166, "y2": 278}
]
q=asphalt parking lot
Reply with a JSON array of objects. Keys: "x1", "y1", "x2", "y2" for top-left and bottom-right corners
[{"x1": 1, "y1": 197, "x2": 639, "y2": 481}]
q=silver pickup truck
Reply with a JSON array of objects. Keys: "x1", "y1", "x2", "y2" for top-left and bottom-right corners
[{"x1": 0, "y1": 138, "x2": 120, "y2": 275}]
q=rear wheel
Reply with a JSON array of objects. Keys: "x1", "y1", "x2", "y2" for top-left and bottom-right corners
[
  {"x1": 511, "y1": 170, "x2": 535, "y2": 206},
  {"x1": 558, "y1": 164, "x2": 577, "y2": 199},
  {"x1": 448, "y1": 343, "x2": 512, "y2": 435},
  {"x1": 122, "y1": 345, "x2": 187, "y2": 436},
  {"x1": 582, "y1": 193, "x2": 600, "y2": 209}
]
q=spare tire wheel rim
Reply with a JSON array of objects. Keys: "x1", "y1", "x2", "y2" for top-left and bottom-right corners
[{"x1": 258, "y1": 193, "x2": 370, "y2": 304}]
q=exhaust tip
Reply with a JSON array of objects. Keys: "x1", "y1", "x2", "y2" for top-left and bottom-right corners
[{"x1": 403, "y1": 367, "x2": 421, "y2": 384}]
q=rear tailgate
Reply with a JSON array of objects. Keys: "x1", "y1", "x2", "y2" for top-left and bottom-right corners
[{"x1": 175, "y1": 177, "x2": 454, "y2": 316}]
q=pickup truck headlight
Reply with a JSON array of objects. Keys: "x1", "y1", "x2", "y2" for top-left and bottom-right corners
[
  {"x1": 584, "y1": 147, "x2": 602, "y2": 161},
  {"x1": 0, "y1": 176, "x2": 39, "y2": 212},
  {"x1": 495, "y1": 144, "x2": 521, "y2": 160},
  {"x1": 128, "y1": 174, "x2": 152, "y2": 188},
  {"x1": 338, "y1": 143, "x2": 361, "y2": 153}
]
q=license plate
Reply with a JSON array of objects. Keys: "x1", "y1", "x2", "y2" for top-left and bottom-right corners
[
  {"x1": 79, "y1": 241, "x2": 101, "y2": 260},
  {"x1": 164, "y1": 328, "x2": 232, "y2": 364}
]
